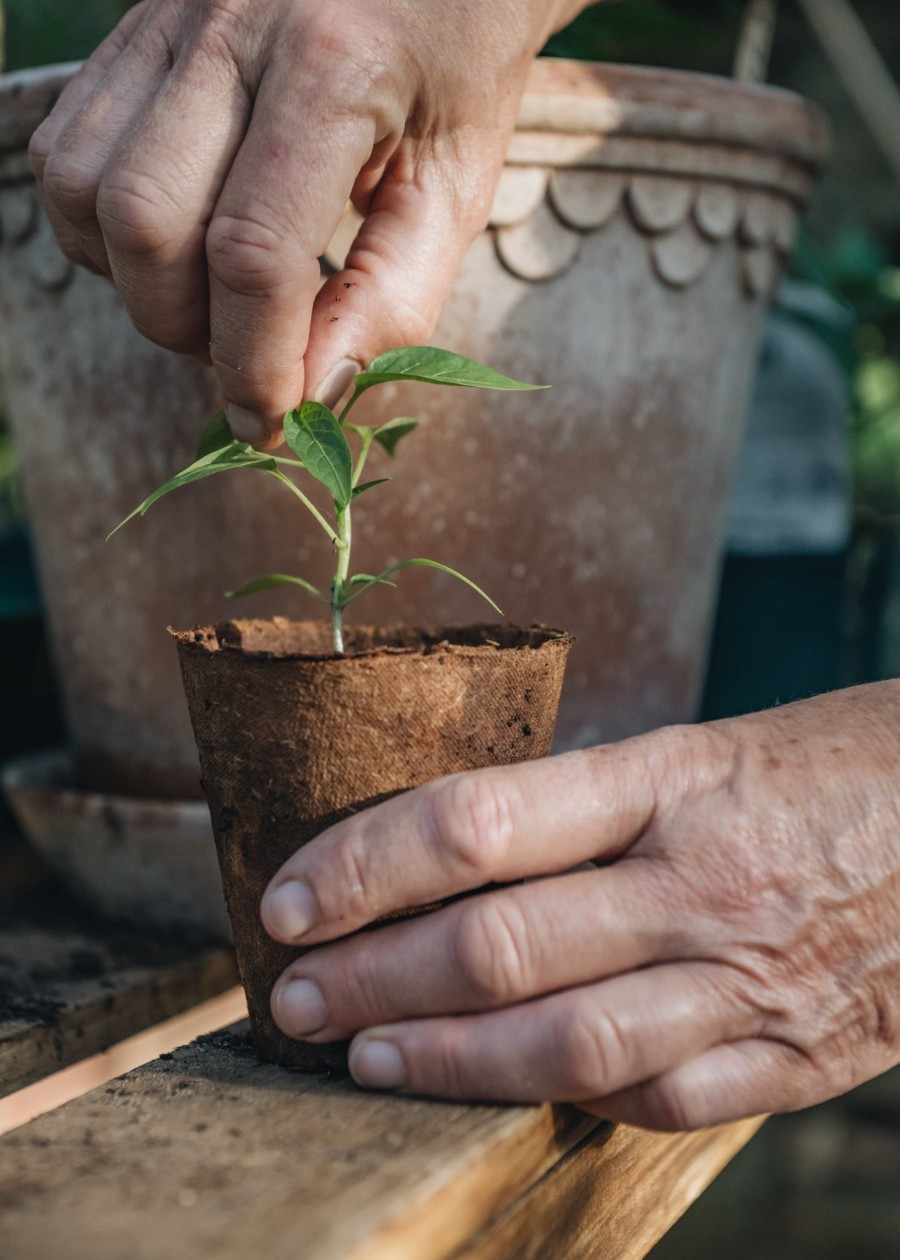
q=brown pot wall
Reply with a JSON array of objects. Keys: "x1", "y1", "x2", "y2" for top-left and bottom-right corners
[
  {"x1": 0, "y1": 60, "x2": 827, "y2": 801},
  {"x1": 173, "y1": 621, "x2": 572, "y2": 1069}
]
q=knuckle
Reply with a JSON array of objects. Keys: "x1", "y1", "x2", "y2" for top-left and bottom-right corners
[
  {"x1": 650, "y1": 721, "x2": 736, "y2": 799},
  {"x1": 640, "y1": 1079, "x2": 698, "y2": 1132},
  {"x1": 96, "y1": 172, "x2": 175, "y2": 255},
  {"x1": 427, "y1": 775, "x2": 514, "y2": 883},
  {"x1": 452, "y1": 899, "x2": 532, "y2": 1006},
  {"x1": 315, "y1": 833, "x2": 376, "y2": 929},
  {"x1": 294, "y1": 8, "x2": 402, "y2": 122},
  {"x1": 426, "y1": 1027, "x2": 469, "y2": 1097},
  {"x1": 193, "y1": 5, "x2": 248, "y2": 73},
  {"x1": 302, "y1": 11, "x2": 377, "y2": 84},
  {"x1": 338, "y1": 946, "x2": 387, "y2": 1025},
  {"x1": 42, "y1": 153, "x2": 99, "y2": 224},
  {"x1": 560, "y1": 1008, "x2": 631, "y2": 1097},
  {"x1": 206, "y1": 212, "x2": 290, "y2": 294}
]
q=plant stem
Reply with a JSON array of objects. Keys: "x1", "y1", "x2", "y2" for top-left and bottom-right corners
[
  {"x1": 331, "y1": 504, "x2": 352, "y2": 654},
  {"x1": 338, "y1": 387, "x2": 365, "y2": 426},
  {"x1": 352, "y1": 430, "x2": 375, "y2": 488}
]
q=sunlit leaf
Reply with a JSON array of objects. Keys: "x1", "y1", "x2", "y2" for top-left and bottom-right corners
[
  {"x1": 373, "y1": 417, "x2": 419, "y2": 456},
  {"x1": 348, "y1": 573, "x2": 398, "y2": 589},
  {"x1": 284, "y1": 402, "x2": 353, "y2": 509},
  {"x1": 109, "y1": 444, "x2": 277, "y2": 539},
  {"x1": 352, "y1": 478, "x2": 390, "y2": 499},
  {"x1": 225, "y1": 573, "x2": 325, "y2": 602},
  {"x1": 195, "y1": 410, "x2": 233, "y2": 459},
  {"x1": 344, "y1": 558, "x2": 502, "y2": 613},
  {"x1": 352, "y1": 347, "x2": 546, "y2": 398}
]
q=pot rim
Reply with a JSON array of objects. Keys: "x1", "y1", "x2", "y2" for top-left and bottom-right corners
[
  {"x1": 0, "y1": 58, "x2": 826, "y2": 170},
  {"x1": 1, "y1": 747, "x2": 211, "y2": 817},
  {"x1": 170, "y1": 619, "x2": 573, "y2": 663}
]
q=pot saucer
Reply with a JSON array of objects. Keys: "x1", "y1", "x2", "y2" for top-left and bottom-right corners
[{"x1": 2, "y1": 749, "x2": 228, "y2": 939}]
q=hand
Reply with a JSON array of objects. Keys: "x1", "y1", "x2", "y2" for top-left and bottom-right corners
[
  {"x1": 29, "y1": 0, "x2": 587, "y2": 447},
  {"x1": 260, "y1": 683, "x2": 900, "y2": 1131}
]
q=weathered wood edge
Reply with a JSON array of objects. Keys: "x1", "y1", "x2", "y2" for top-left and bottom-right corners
[
  {"x1": 0, "y1": 1022, "x2": 594, "y2": 1260},
  {"x1": 455, "y1": 1114, "x2": 766, "y2": 1260},
  {"x1": 345, "y1": 1103, "x2": 600, "y2": 1260},
  {"x1": 1, "y1": 944, "x2": 238, "y2": 1098}
]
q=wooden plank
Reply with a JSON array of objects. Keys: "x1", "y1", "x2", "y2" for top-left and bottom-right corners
[
  {"x1": 0, "y1": 883, "x2": 238, "y2": 1096},
  {"x1": 0, "y1": 1020, "x2": 761, "y2": 1260},
  {"x1": 456, "y1": 1115, "x2": 765, "y2": 1260}
]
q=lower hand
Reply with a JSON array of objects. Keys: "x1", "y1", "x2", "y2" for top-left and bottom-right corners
[{"x1": 261, "y1": 683, "x2": 900, "y2": 1131}]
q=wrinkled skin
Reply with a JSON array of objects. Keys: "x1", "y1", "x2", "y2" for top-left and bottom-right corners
[
  {"x1": 262, "y1": 685, "x2": 900, "y2": 1131},
  {"x1": 30, "y1": 0, "x2": 586, "y2": 446}
]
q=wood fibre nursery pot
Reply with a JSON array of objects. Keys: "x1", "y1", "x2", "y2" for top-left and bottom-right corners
[{"x1": 173, "y1": 620, "x2": 572, "y2": 1070}]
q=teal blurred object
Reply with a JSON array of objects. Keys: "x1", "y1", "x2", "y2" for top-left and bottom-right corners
[
  {"x1": 0, "y1": 526, "x2": 40, "y2": 620},
  {"x1": 1, "y1": 0, "x2": 134, "y2": 71},
  {"x1": 702, "y1": 284, "x2": 855, "y2": 720}
]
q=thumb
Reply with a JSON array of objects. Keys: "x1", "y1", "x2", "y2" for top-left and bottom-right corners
[{"x1": 304, "y1": 150, "x2": 496, "y2": 406}]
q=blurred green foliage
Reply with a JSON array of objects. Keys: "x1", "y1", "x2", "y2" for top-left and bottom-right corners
[
  {"x1": 545, "y1": 0, "x2": 741, "y2": 72},
  {"x1": 1, "y1": 0, "x2": 133, "y2": 72}
]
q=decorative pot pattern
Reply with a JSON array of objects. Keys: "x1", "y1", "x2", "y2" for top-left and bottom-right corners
[
  {"x1": 0, "y1": 59, "x2": 827, "y2": 805},
  {"x1": 329, "y1": 167, "x2": 802, "y2": 298}
]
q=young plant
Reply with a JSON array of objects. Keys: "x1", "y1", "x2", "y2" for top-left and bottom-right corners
[{"x1": 112, "y1": 347, "x2": 545, "y2": 653}]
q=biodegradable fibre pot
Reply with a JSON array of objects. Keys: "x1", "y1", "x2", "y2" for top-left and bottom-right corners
[
  {"x1": 173, "y1": 620, "x2": 572, "y2": 1070},
  {"x1": 0, "y1": 59, "x2": 827, "y2": 806}
]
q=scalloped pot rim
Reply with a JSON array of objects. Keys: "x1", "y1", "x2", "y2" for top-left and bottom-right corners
[{"x1": 0, "y1": 58, "x2": 827, "y2": 168}]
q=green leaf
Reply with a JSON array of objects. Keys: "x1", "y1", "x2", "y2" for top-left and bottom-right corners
[
  {"x1": 373, "y1": 417, "x2": 419, "y2": 456},
  {"x1": 353, "y1": 348, "x2": 546, "y2": 396},
  {"x1": 225, "y1": 573, "x2": 325, "y2": 602},
  {"x1": 108, "y1": 444, "x2": 277, "y2": 539},
  {"x1": 348, "y1": 573, "x2": 398, "y2": 590},
  {"x1": 284, "y1": 402, "x2": 353, "y2": 509},
  {"x1": 343, "y1": 558, "x2": 503, "y2": 613},
  {"x1": 195, "y1": 410, "x2": 233, "y2": 459},
  {"x1": 352, "y1": 478, "x2": 390, "y2": 499}
]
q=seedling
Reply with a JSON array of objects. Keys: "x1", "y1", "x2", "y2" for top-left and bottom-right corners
[{"x1": 112, "y1": 347, "x2": 545, "y2": 653}]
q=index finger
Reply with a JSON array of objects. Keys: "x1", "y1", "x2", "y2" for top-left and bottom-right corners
[
  {"x1": 207, "y1": 55, "x2": 383, "y2": 447},
  {"x1": 260, "y1": 743, "x2": 658, "y2": 947}
]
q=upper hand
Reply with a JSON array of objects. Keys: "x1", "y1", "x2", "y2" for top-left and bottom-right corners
[
  {"x1": 260, "y1": 683, "x2": 900, "y2": 1131},
  {"x1": 29, "y1": 0, "x2": 582, "y2": 446}
]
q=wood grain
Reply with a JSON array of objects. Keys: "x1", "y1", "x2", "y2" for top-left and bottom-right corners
[
  {"x1": 0, "y1": 885, "x2": 238, "y2": 1097},
  {"x1": 456, "y1": 1116, "x2": 765, "y2": 1260},
  {"x1": 0, "y1": 1021, "x2": 761, "y2": 1260}
]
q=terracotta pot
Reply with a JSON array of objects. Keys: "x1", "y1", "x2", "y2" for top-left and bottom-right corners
[
  {"x1": 173, "y1": 620, "x2": 572, "y2": 1069},
  {"x1": 0, "y1": 60, "x2": 825, "y2": 918}
]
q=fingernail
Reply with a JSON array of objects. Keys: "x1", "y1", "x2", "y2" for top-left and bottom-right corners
[
  {"x1": 274, "y1": 978, "x2": 328, "y2": 1039},
  {"x1": 262, "y1": 879, "x2": 317, "y2": 942},
  {"x1": 349, "y1": 1038, "x2": 408, "y2": 1091},
  {"x1": 226, "y1": 403, "x2": 269, "y2": 445},
  {"x1": 314, "y1": 359, "x2": 363, "y2": 410}
]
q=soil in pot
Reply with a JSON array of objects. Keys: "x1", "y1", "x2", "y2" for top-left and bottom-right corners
[{"x1": 173, "y1": 619, "x2": 572, "y2": 1070}]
